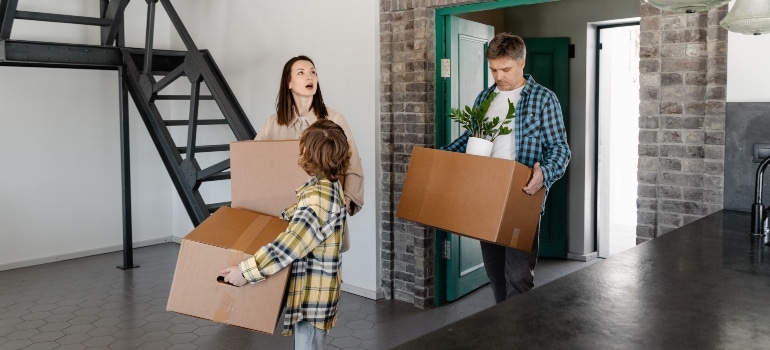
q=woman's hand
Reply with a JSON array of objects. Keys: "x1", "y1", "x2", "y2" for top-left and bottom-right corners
[{"x1": 345, "y1": 196, "x2": 360, "y2": 216}]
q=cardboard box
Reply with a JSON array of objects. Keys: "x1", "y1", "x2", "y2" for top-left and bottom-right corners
[
  {"x1": 396, "y1": 147, "x2": 545, "y2": 252},
  {"x1": 168, "y1": 140, "x2": 310, "y2": 334},
  {"x1": 230, "y1": 140, "x2": 309, "y2": 216},
  {"x1": 166, "y1": 206, "x2": 290, "y2": 333}
]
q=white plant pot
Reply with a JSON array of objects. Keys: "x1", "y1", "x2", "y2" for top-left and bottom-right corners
[{"x1": 466, "y1": 137, "x2": 493, "y2": 157}]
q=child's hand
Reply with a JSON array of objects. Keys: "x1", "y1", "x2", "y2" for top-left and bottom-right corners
[{"x1": 219, "y1": 266, "x2": 248, "y2": 287}]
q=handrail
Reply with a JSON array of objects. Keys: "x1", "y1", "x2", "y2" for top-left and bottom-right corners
[
  {"x1": 751, "y1": 156, "x2": 770, "y2": 234},
  {"x1": 143, "y1": 0, "x2": 156, "y2": 75}
]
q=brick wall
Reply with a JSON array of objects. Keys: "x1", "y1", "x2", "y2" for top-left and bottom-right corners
[
  {"x1": 637, "y1": 2, "x2": 726, "y2": 241},
  {"x1": 380, "y1": 0, "x2": 478, "y2": 308},
  {"x1": 379, "y1": 0, "x2": 727, "y2": 307}
]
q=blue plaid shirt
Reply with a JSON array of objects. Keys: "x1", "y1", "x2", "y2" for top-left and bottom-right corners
[{"x1": 442, "y1": 75, "x2": 570, "y2": 191}]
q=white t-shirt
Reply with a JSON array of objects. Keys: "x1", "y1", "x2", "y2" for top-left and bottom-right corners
[{"x1": 488, "y1": 87, "x2": 523, "y2": 160}]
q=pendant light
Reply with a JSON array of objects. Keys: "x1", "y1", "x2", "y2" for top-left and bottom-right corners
[
  {"x1": 720, "y1": 0, "x2": 770, "y2": 35},
  {"x1": 645, "y1": 0, "x2": 729, "y2": 13}
]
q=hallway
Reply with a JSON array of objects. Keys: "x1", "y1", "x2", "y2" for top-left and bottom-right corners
[{"x1": 0, "y1": 243, "x2": 598, "y2": 350}]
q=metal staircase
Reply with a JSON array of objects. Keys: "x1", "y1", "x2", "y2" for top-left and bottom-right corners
[{"x1": 0, "y1": 0, "x2": 256, "y2": 267}]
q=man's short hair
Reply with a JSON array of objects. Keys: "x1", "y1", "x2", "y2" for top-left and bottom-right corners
[{"x1": 486, "y1": 32, "x2": 526, "y2": 61}]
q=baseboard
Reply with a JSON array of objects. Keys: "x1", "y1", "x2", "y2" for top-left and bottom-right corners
[
  {"x1": 2, "y1": 238, "x2": 384, "y2": 300},
  {"x1": 0, "y1": 237, "x2": 175, "y2": 272},
  {"x1": 567, "y1": 251, "x2": 598, "y2": 262},
  {"x1": 342, "y1": 282, "x2": 383, "y2": 300}
]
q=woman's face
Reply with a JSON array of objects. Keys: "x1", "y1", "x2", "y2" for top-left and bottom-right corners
[{"x1": 288, "y1": 60, "x2": 318, "y2": 98}]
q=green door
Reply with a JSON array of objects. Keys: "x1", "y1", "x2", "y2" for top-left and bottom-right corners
[
  {"x1": 440, "y1": 16, "x2": 495, "y2": 302},
  {"x1": 523, "y1": 38, "x2": 570, "y2": 258}
]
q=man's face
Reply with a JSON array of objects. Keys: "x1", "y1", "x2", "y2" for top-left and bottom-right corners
[{"x1": 488, "y1": 56, "x2": 526, "y2": 91}]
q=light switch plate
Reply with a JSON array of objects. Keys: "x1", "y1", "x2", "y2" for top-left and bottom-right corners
[{"x1": 440, "y1": 59, "x2": 450, "y2": 78}]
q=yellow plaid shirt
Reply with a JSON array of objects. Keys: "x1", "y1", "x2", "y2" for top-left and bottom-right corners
[{"x1": 239, "y1": 176, "x2": 345, "y2": 335}]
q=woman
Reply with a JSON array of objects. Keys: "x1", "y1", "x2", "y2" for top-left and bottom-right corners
[{"x1": 255, "y1": 55, "x2": 364, "y2": 251}]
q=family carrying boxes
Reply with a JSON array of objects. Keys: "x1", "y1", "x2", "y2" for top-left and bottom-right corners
[
  {"x1": 166, "y1": 140, "x2": 307, "y2": 334},
  {"x1": 396, "y1": 147, "x2": 545, "y2": 252}
]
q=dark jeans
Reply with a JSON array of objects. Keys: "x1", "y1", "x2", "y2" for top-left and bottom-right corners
[{"x1": 480, "y1": 235, "x2": 539, "y2": 304}]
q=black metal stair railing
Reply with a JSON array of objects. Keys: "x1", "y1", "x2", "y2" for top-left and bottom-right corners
[
  {"x1": 122, "y1": 0, "x2": 257, "y2": 225},
  {"x1": 0, "y1": 0, "x2": 257, "y2": 266}
]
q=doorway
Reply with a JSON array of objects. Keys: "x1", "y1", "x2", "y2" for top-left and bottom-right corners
[
  {"x1": 433, "y1": 0, "x2": 564, "y2": 306},
  {"x1": 595, "y1": 23, "x2": 640, "y2": 258},
  {"x1": 424, "y1": 0, "x2": 642, "y2": 306}
]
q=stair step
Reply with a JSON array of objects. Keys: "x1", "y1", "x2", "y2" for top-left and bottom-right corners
[
  {"x1": 164, "y1": 119, "x2": 229, "y2": 126},
  {"x1": 15, "y1": 11, "x2": 112, "y2": 26},
  {"x1": 200, "y1": 172, "x2": 230, "y2": 182},
  {"x1": 155, "y1": 95, "x2": 215, "y2": 101},
  {"x1": 206, "y1": 202, "x2": 231, "y2": 213},
  {"x1": 177, "y1": 145, "x2": 229, "y2": 154}
]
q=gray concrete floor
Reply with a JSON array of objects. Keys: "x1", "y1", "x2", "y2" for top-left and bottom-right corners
[{"x1": 0, "y1": 243, "x2": 599, "y2": 350}]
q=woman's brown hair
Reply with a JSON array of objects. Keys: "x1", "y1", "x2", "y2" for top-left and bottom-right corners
[
  {"x1": 298, "y1": 119, "x2": 350, "y2": 182},
  {"x1": 276, "y1": 55, "x2": 329, "y2": 126}
]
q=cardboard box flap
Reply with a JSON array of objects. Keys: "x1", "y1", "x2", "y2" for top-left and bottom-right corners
[
  {"x1": 184, "y1": 206, "x2": 287, "y2": 254},
  {"x1": 238, "y1": 215, "x2": 292, "y2": 254},
  {"x1": 230, "y1": 140, "x2": 309, "y2": 217}
]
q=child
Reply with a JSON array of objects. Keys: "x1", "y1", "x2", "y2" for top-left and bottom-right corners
[{"x1": 219, "y1": 119, "x2": 350, "y2": 349}]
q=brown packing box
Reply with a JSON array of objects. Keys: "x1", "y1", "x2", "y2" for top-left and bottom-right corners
[
  {"x1": 230, "y1": 140, "x2": 308, "y2": 216},
  {"x1": 396, "y1": 147, "x2": 545, "y2": 252},
  {"x1": 166, "y1": 206, "x2": 290, "y2": 334},
  {"x1": 167, "y1": 140, "x2": 310, "y2": 334}
]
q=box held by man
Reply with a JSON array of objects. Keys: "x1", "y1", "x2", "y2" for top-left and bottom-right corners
[{"x1": 396, "y1": 146, "x2": 545, "y2": 252}]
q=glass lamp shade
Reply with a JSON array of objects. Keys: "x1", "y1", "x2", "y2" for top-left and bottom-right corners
[
  {"x1": 720, "y1": 0, "x2": 770, "y2": 35},
  {"x1": 645, "y1": 0, "x2": 729, "y2": 12}
]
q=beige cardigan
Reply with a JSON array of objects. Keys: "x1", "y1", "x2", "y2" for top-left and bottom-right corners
[{"x1": 255, "y1": 108, "x2": 364, "y2": 213}]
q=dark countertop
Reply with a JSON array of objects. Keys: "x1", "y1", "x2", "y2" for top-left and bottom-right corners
[{"x1": 394, "y1": 210, "x2": 770, "y2": 350}]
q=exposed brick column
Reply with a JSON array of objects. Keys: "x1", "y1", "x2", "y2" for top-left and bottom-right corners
[
  {"x1": 637, "y1": 1, "x2": 726, "y2": 241},
  {"x1": 380, "y1": 1, "x2": 435, "y2": 308},
  {"x1": 379, "y1": 0, "x2": 479, "y2": 308}
]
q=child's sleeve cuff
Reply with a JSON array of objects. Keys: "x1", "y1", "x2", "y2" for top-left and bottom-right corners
[{"x1": 239, "y1": 257, "x2": 265, "y2": 283}]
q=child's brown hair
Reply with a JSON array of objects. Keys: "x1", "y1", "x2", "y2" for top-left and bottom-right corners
[{"x1": 298, "y1": 119, "x2": 351, "y2": 182}]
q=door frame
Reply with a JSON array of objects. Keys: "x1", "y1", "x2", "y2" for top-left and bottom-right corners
[{"x1": 434, "y1": 0, "x2": 556, "y2": 306}]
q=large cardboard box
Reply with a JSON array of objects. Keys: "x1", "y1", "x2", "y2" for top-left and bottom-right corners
[
  {"x1": 396, "y1": 147, "x2": 545, "y2": 252},
  {"x1": 166, "y1": 206, "x2": 290, "y2": 333},
  {"x1": 168, "y1": 140, "x2": 310, "y2": 334},
  {"x1": 230, "y1": 140, "x2": 308, "y2": 216}
]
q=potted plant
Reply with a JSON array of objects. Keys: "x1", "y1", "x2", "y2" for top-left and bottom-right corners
[{"x1": 449, "y1": 91, "x2": 515, "y2": 156}]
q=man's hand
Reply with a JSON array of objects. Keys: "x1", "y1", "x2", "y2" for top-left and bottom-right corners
[
  {"x1": 219, "y1": 266, "x2": 248, "y2": 287},
  {"x1": 523, "y1": 162, "x2": 544, "y2": 195}
]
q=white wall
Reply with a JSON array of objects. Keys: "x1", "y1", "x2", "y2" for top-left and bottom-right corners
[
  {"x1": 725, "y1": 1, "x2": 770, "y2": 102},
  {"x1": 0, "y1": 1, "x2": 174, "y2": 270}
]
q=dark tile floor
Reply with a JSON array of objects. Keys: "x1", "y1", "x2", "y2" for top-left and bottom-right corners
[{"x1": 0, "y1": 243, "x2": 599, "y2": 350}]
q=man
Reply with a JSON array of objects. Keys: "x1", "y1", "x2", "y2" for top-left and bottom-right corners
[{"x1": 443, "y1": 32, "x2": 571, "y2": 303}]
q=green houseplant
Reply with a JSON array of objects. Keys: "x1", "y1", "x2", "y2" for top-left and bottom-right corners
[{"x1": 449, "y1": 91, "x2": 515, "y2": 156}]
